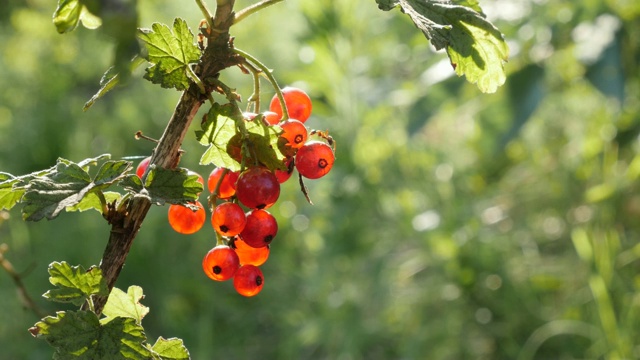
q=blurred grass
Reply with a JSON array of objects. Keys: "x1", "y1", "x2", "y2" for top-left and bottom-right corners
[{"x1": 1, "y1": 0, "x2": 640, "y2": 359}]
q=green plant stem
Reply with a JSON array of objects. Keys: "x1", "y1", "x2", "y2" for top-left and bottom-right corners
[
  {"x1": 244, "y1": 61, "x2": 262, "y2": 112},
  {"x1": 234, "y1": 48, "x2": 289, "y2": 120},
  {"x1": 186, "y1": 66, "x2": 207, "y2": 94},
  {"x1": 196, "y1": 0, "x2": 214, "y2": 29},
  {"x1": 233, "y1": 0, "x2": 286, "y2": 25}
]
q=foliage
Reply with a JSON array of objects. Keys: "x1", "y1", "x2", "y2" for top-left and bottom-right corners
[{"x1": 1, "y1": 0, "x2": 639, "y2": 359}]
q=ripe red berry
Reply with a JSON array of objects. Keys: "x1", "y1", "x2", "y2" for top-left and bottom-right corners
[
  {"x1": 279, "y1": 119, "x2": 308, "y2": 149},
  {"x1": 235, "y1": 167, "x2": 280, "y2": 209},
  {"x1": 231, "y1": 237, "x2": 270, "y2": 266},
  {"x1": 136, "y1": 156, "x2": 151, "y2": 179},
  {"x1": 263, "y1": 111, "x2": 281, "y2": 125},
  {"x1": 168, "y1": 201, "x2": 206, "y2": 234},
  {"x1": 202, "y1": 245, "x2": 240, "y2": 281},
  {"x1": 211, "y1": 202, "x2": 247, "y2": 237},
  {"x1": 240, "y1": 209, "x2": 278, "y2": 248},
  {"x1": 269, "y1": 87, "x2": 312, "y2": 123},
  {"x1": 274, "y1": 157, "x2": 294, "y2": 184},
  {"x1": 207, "y1": 168, "x2": 239, "y2": 199},
  {"x1": 295, "y1": 141, "x2": 335, "y2": 179},
  {"x1": 233, "y1": 265, "x2": 264, "y2": 297}
]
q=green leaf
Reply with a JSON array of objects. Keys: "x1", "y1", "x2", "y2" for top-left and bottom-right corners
[
  {"x1": 0, "y1": 174, "x2": 24, "y2": 211},
  {"x1": 66, "y1": 191, "x2": 122, "y2": 213},
  {"x1": 198, "y1": 105, "x2": 287, "y2": 172},
  {"x1": 378, "y1": 0, "x2": 508, "y2": 93},
  {"x1": 121, "y1": 167, "x2": 202, "y2": 205},
  {"x1": 138, "y1": 18, "x2": 201, "y2": 90},
  {"x1": 21, "y1": 157, "x2": 129, "y2": 221},
  {"x1": 150, "y1": 337, "x2": 190, "y2": 360},
  {"x1": 102, "y1": 286, "x2": 149, "y2": 325},
  {"x1": 30, "y1": 311, "x2": 152, "y2": 360},
  {"x1": 43, "y1": 262, "x2": 108, "y2": 306},
  {"x1": 53, "y1": 0, "x2": 101, "y2": 34},
  {"x1": 84, "y1": 57, "x2": 146, "y2": 111}
]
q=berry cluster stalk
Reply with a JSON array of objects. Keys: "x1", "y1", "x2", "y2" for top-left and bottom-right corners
[{"x1": 89, "y1": 0, "x2": 241, "y2": 315}]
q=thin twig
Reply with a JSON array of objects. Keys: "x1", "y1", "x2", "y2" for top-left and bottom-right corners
[
  {"x1": 0, "y1": 244, "x2": 46, "y2": 318},
  {"x1": 233, "y1": 0, "x2": 285, "y2": 25}
]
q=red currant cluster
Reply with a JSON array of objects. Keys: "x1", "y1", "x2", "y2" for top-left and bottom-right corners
[{"x1": 136, "y1": 87, "x2": 335, "y2": 297}]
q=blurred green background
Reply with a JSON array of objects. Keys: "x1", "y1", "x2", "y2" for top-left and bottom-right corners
[{"x1": 1, "y1": 0, "x2": 640, "y2": 358}]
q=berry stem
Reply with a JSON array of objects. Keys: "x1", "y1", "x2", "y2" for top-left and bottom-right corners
[
  {"x1": 233, "y1": 0, "x2": 285, "y2": 25},
  {"x1": 243, "y1": 60, "x2": 262, "y2": 113},
  {"x1": 234, "y1": 48, "x2": 290, "y2": 120},
  {"x1": 195, "y1": 0, "x2": 215, "y2": 31}
]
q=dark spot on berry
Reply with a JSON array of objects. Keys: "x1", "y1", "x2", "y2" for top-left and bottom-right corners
[
  {"x1": 220, "y1": 225, "x2": 229, "y2": 232},
  {"x1": 213, "y1": 266, "x2": 222, "y2": 274},
  {"x1": 294, "y1": 134, "x2": 304, "y2": 144},
  {"x1": 264, "y1": 235, "x2": 273, "y2": 244},
  {"x1": 256, "y1": 203, "x2": 266, "y2": 209},
  {"x1": 256, "y1": 276, "x2": 263, "y2": 286},
  {"x1": 318, "y1": 159, "x2": 328, "y2": 169}
]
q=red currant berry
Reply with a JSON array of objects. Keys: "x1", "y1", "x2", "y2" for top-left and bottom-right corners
[
  {"x1": 295, "y1": 141, "x2": 335, "y2": 179},
  {"x1": 235, "y1": 167, "x2": 280, "y2": 209},
  {"x1": 279, "y1": 119, "x2": 308, "y2": 149},
  {"x1": 231, "y1": 237, "x2": 270, "y2": 266},
  {"x1": 211, "y1": 202, "x2": 247, "y2": 237},
  {"x1": 168, "y1": 201, "x2": 206, "y2": 234},
  {"x1": 233, "y1": 265, "x2": 264, "y2": 297},
  {"x1": 202, "y1": 245, "x2": 240, "y2": 281},
  {"x1": 240, "y1": 209, "x2": 278, "y2": 248},
  {"x1": 269, "y1": 87, "x2": 312, "y2": 123},
  {"x1": 263, "y1": 111, "x2": 281, "y2": 125},
  {"x1": 136, "y1": 156, "x2": 151, "y2": 178},
  {"x1": 207, "y1": 168, "x2": 239, "y2": 199},
  {"x1": 274, "y1": 157, "x2": 294, "y2": 184}
]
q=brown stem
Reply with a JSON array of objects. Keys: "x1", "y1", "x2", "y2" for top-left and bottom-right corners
[{"x1": 90, "y1": 1, "x2": 242, "y2": 316}]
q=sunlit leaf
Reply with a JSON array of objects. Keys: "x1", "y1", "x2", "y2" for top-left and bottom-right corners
[
  {"x1": 43, "y1": 262, "x2": 108, "y2": 306},
  {"x1": 120, "y1": 167, "x2": 202, "y2": 206},
  {"x1": 102, "y1": 286, "x2": 150, "y2": 325},
  {"x1": 150, "y1": 337, "x2": 190, "y2": 360},
  {"x1": 138, "y1": 18, "x2": 201, "y2": 90},
  {"x1": 29, "y1": 311, "x2": 151, "y2": 360}
]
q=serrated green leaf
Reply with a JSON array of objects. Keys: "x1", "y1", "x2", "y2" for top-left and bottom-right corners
[
  {"x1": 53, "y1": 0, "x2": 101, "y2": 34},
  {"x1": 138, "y1": 18, "x2": 201, "y2": 90},
  {"x1": 84, "y1": 57, "x2": 146, "y2": 111},
  {"x1": 66, "y1": 191, "x2": 122, "y2": 213},
  {"x1": 198, "y1": 105, "x2": 286, "y2": 172},
  {"x1": 150, "y1": 337, "x2": 190, "y2": 360},
  {"x1": 121, "y1": 167, "x2": 202, "y2": 205},
  {"x1": 30, "y1": 311, "x2": 151, "y2": 360},
  {"x1": 380, "y1": 0, "x2": 508, "y2": 93},
  {"x1": 78, "y1": 154, "x2": 112, "y2": 169},
  {"x1": 0, "y1": 175, "x2": 24, "y2": 211},
  {"x1": 20, "y1": 156, "x2": 124, "y2": 221},
  {"x1": 102, "y1": 286, "x2": 149, "y2": 325},
  {"x1": 43, "y1": 262, "x2": 108, "y2": 306}
]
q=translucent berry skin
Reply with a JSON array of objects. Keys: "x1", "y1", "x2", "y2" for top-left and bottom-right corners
[
  {"x1": 274, "y1": 157, "x2": 294, "y2": 184},
  {"x1": 202, "y1": 245, "x2": 240, "y2": 281},
  {"x1": 168, "y1": 201, "x2": 206, "y2": 234},
  {"x1": 235, "y1": 167, "x2": 280, "y2": 209},
  {"x1": 240, "y1": 209, "x2": 278, "y2": 248},
  {"x1": 207, "y1": 168, "x2": 239, "y2": 199},
  {"x1": 269, "y1": 87, "x2": 312, "y2": 123},
  {"x1": 211, "y1": 202, "x2": 247, "y2": 237},
  {"x1": 263, "y1": 111, "x2": 281, "y2": 125},
  {"x1": 295, "y1": 141, "x2": 335, "y2": 179},
  {"x1": 136, "y1": 156, "x2": 151, "y2": 178},
  {"x1": 233, "y1": 265, "x2": 264, "y2": 297},
  {"x1": 231, "y1": 237, "x2": 269, "y2": 266},
  {"x1": 279, "y1": 119, "x2": 308, "y2": 149}
]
